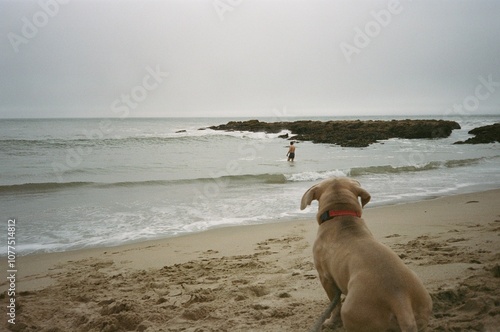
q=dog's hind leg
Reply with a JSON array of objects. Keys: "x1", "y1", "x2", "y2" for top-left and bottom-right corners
[
  {"x1": 394, "y1": 305, "x2": 418, "y2": 332},
  {"x1": 318, "y1": 278, "x2": 343, "y2": 329},
  {"x1": 309, "y1": 288, "x2": 341, "y2": 332},
  {"x1": 341, "y1": 294, "x2": 390, "y2": 332}
]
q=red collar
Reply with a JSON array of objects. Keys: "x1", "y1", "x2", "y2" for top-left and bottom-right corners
[{"x1": 320, "y1": 210, "x2": 361, "y2": 223}]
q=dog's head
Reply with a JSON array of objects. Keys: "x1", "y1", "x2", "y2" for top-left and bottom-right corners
[{"x1": 300, "y1": 177, "x2": 371, "y2": 224}]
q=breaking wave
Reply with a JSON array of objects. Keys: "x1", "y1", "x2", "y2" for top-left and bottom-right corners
[{"x1": 1, "y1": 158, "x2": 486, "y2": 195}]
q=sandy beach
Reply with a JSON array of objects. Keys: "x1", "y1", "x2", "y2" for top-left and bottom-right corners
[{"x1": 2, "y1": 189, "x2": 499, "y2": 331}]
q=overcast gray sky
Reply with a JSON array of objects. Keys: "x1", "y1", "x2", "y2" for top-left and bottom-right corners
[{"x1": 1, "y1": 0, "x2": 499, "y2": 118}]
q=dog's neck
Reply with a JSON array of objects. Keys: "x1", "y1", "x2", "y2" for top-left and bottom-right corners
[{"x1": 319, "y1": 209, "x2": 361, "y2": 224}]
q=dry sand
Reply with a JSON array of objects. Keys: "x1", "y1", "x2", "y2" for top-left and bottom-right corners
[{"x1": 1, "y1": 189, "x2": 499, "y2": 331}]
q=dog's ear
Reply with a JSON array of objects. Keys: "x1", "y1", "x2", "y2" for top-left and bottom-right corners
[
  {"x1": 357, "y1": 187, "x2": 371, "y2": 208},
  {"x1": 300, "y1": 184, "x2": 321, "y2": 210}
]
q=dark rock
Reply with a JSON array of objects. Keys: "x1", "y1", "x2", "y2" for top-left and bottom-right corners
[
  {"x1": 209, "y1": 119, "x2": 461, "y2": 147},
  {"x1": 454, "y1": 123, "x2": 500, "y2": 144},
  {"x1": 175, "y1": 130, "x2": 187, "y2": 133}
]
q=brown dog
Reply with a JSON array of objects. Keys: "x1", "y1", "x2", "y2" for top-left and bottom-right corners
[{"x1": 301, "y1": 177, "x2": 432, "y2": 331}]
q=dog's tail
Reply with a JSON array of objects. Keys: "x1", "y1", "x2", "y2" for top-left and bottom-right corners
[{"x1": 309, "y1": 290, "x2": 341, "y2": 332}]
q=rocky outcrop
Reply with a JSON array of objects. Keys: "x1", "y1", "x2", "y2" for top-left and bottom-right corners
[
  {"x1": 454, "y1": 123, "x2": 500, "y2": 144},
  {"x1": 209, "y1": 119, "x2": 461, "y2": 147}
]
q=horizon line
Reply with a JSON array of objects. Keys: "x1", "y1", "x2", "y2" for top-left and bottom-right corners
[{"x1": 1, "y1": 113, "x2": 499, "y2": 120}]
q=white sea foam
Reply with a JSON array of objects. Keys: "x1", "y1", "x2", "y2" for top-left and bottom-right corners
[{"x1": 285, "y1": 170, "x2": 348, "y2": 182}]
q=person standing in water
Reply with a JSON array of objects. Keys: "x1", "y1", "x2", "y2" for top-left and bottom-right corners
[{"x1": 286, "y1": 141, "x2": 296, "y2": 161}]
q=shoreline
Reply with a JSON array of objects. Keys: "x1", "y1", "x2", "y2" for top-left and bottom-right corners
[
  {"x1": 1, "y1": 188, "x2": 499, "y2": 331},
  {"x1": 7, "y1": 182, "x2": 500, "y2": 258}
]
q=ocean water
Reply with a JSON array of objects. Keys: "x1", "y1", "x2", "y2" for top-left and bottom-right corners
[{"x1": 1, "y1": 115, "x2": 499, "y2": 255}]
